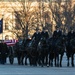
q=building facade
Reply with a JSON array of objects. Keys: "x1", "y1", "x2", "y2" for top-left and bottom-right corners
[{"x1": 0, "y1": 2, "x2": 21, "y2": 40}]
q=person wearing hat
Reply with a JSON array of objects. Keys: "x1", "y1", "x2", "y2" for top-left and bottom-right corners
[
  {"x1": 22, "y1": 35, "x2": 31, "y2": 49},
  {"x1": 32, "y1": 27, "x2": 41, "y2": 45},
  {"x1": 40, "y1": 27, "x2": 49, "y2": 39},
  {"x1": 67, "y1": 28, "x2": 75, "y2": 41},
  {"x1": 53, "y1": 26, "x2": 62, "y2": 39}
]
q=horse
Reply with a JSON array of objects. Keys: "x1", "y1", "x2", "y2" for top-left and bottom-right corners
[
  {"x1": 48, "y1": 37, "x2": 55, "y2": 67},
  {"x1": 37, "y1": 37, "x2": 49, "y2": 67},
  {"x1": 22, "y1": 38, "x2": 31, "y2": 65},
  {"x1": 14, "y1": 40, "x2": 25, "y2": 65},
  {"x1": 48, "y1": 35, "x2": 66, "y2": 67},
  {"x1": 24, "y1": 38, "x2": 38, "y2": 66},
  {"x1": 66, "y1": 37, "x2": 75, "y2": 67}
]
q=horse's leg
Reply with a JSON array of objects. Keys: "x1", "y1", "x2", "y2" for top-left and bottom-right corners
[
  {"x1": 46, "y1": 54, "x2": 48, "y2": 66},
  {"x1": 57, "y1": 54, "x2": 59, "y2": 67},
  {"x1": 54, "y1": 55, "x2": 57, "y2": 67},
  {"x1": 20, "y1": 52, "x2": 24, "y2": 65},
  {"x1": 29, "y1": 56, "x2": 33, "y2": 66},
  {"x1": 21, "y1": 52, "x2": 25, "y2": 65},
  {"x1": 17, "y1": 52, "x2": 21, "y2": 65},
  {"x1": 49, "y1": 54, "x2": 51, "y2": 66},
  {"x1": 35, "y1": 56, "x2": 37, "y2": 66},
  {"x1": 17, "y1": 57, "x2": 19, "y2": 65},
  {"x1": 33, "y1": 56, "x2": 37, "y2": 66},
  {"x1": 25, "y1": 55, "x2": 28, "y2": 65},
  {"x1": 33, "y1": 51, "x2": 37, "y2": 66},
  {"x1": 50, "y1": 58, "x2": 53, "y2": 67},
  {"x1": 49, "y1": 52, "x2": 53, "y2": 67},
  {"x1": 60, "y1": 54, "x2": 63, "y2": 67},
  {"x1": 54, "y1": 53, "x2": 59, "y2": 67},
  {"x1": 67, "y1": 55, "x2": 70, "y2": 67},
  {"x1": 71, "y1": 54, "x2": 74, "y2": 67},
  {"x1": 38, "y1": 55, "x2": 41, "y2": 66},
  {"x1": 41, "y1": 55, "x2": 44, "y2": 67}
]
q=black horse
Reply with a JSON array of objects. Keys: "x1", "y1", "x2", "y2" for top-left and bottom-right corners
[
  {"x1": 14, "y1": 40, "x2": 25, "y2": 65},
  {"x1": 23, "y1": 38, "x2": 31, "y2": 65},
  {"x1": 48, "y1": 35, "x2": 66, "y2": 67},
  {"x1": 66, "y1": 38, "x2": 75, "y2": 67},
  {"x1": 25, "y1": 38, "x2": 38, "y2": 66},
  {"x1": 48, "y1": 37, "x2": 55, "y2": 67},
  {"x1": 37, "y1": 37, "x2": 49, "y2": 67}
]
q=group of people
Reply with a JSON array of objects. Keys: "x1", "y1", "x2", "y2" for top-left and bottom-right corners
[
  {"x1": 53, "y1": 26, "x2": 75, "y2": 40},
  {"x1": 25, "y1": 27, "x2": 49, "y2": 47},
  {"x1": 32, "y1": 27, "x2": 49, "y2": 45},
  {"x1": 25, "y1": 26, "x2": 75, "y2": 47},
  {"x1": 1, "y1": 25, "x2": 75, "y2": 65}
]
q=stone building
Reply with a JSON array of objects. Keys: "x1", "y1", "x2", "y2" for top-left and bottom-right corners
[{"x1": 0, "y1": 1, "x2": 21, "y2": 40}]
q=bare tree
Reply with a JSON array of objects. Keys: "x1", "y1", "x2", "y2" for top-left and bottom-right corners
[
  {"x1": 48, "y1": 0, "x2": 75, "y2": 34},
  {"x1": 9, "y1": 0, "x2": 37, "y2": 39},
  {"x1": 62, "y1": 0, "x2": 75, "y2": 32}
]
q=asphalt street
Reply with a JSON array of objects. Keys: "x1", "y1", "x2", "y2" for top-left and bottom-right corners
[{"x1": 0, "y1": 53, "x2": 75, "y2": 75}]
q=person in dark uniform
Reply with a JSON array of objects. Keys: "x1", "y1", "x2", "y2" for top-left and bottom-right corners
[
  {"x1": 41, "y1": 27, "x2": 49, "y2": 39},
  {"x1": 23, "y1": 35, "x2": 31, "y2": 47},
  {"x1": 67, "y1": 29, "x2": 75, "y2": 41},
  {"x1": 26, "y1": 35, "x2": 31, "y2": 44},
  {"x1": 67, "y1": 30, "x2": 72, "y2": 40},
  {"x1": 0, "y1": 41, "x2": 9, "y2": 64},
  {"x1": 73, "y1": 31, "x2": 75, "y2": 38},
  {"x1": 32, "y1": 27, "x2": 41, "y2": 45},
  {"x1": 53, "y1": 26, "x2": 62, "y2": 39}
]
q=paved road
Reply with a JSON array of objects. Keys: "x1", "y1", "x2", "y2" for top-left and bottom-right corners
[{"x1": 0, "y1": 53, "x2": 75, "y2": 75}]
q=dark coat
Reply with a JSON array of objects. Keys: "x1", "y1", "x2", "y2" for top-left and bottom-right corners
[
  {"x1": 1, "y1": 43, "x2": 9, "y2": 56},
  {"x1": 23, "y1": 38, "x2": 31, "y2": 47},
  {"x1": 53, "y1": 30, "x2": 62, "y2": 38},
  {"x1": 41, "y1": 31, "x2": 49, "y2": 39},
  {"x1": 67, "y1": 31, "x2": 75, "y2": 40},
  {"x1": 32, "y1": 32, "x2": 41, "y2": 43},
  {"x1": 73, "y1": 31, "x2": 75, "y2": 38}
]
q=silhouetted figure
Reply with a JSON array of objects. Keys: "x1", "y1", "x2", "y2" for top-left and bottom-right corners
[
  {"x1": 53, "y1": 26, "x2": 62, "y2": 39},
  {"x1": 41, "y1": 27, "x2": 49, "y2": 39},
  {"x1": 32, "y1": 27, "x2": 41, "y2": 45}
]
